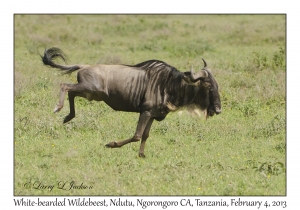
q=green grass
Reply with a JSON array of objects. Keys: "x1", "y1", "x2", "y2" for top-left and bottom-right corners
[{"x1": 14, "y1": 14, "x2": 286, "y2": 195}]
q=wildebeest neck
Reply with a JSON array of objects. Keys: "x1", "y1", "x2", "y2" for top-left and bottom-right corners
[
  {"x1": 169, "y1": 82, "x2": 210, "y2": 111},
  {"x1": 131, "y1": 60, "x2": 211, "y2": 113}
]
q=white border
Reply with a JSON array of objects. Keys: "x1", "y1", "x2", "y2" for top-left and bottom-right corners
[{"x1": 3, "y1": 0, "x2": 299, "y2": 209}]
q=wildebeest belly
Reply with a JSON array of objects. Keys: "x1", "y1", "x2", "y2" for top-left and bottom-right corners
[{"x1": 103, "y1": 95, "x2": 143, "y2": 112}]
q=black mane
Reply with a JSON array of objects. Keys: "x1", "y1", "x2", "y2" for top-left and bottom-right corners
[
  {"x1": 125, "y1": 60, "x2": 177, "y2": 72},
  {"x1": 126, "y1": 60, "x2": 187, "y2": 107}
]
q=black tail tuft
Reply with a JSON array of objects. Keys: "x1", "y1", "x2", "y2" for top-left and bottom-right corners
[
  {"x1": 41, "y1": 47, "x2": 81, "y2": 74},
  {"x1": 41, "y1": 47, "x2": 68, "y2": 66}
]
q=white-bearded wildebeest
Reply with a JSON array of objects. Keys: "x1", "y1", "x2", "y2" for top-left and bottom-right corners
[{"x1": 42, "y1": 47, "x2": 221, "y2": 157}]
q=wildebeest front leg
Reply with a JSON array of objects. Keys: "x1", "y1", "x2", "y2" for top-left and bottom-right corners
[
  {"x1": 138, "y1": 118, "x2": 154, "y2": 158},
  {"x1": 105, "y1": 112, "x2": 151, "y2": 151}
]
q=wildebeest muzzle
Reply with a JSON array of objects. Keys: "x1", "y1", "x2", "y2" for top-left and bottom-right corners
[{"x1": 208, "y1": 105, "x2": 222, "y2": 116}]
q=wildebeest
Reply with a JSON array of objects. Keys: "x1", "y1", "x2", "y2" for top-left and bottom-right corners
[{"x1": 42, "y1": 47, "x2": 221, "y2": 157}]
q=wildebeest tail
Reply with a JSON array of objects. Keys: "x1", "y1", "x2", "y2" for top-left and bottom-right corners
[{"x1": 41, "y1": 47, "x2": 82, "y2": 74}]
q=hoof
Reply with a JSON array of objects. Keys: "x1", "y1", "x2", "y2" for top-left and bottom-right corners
[
  {"x1": 63, "y1": 115, "x2": 74, "y2": 124},
  {"x1": 105, "y1": 141, "x2": 118, "y2": 148},
  {"x1": 54, "y1": 105, "x2": 62, "y2": 113},
  {"x1": 139, "y1": 153, "x2": 146, "y2": 158}
]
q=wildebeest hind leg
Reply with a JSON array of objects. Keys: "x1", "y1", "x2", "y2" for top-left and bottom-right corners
[
  {"x1": 54, "y1": 83, "x2": 68, "y2": 113},
  {"x1": 105, "y1": 112, "x2": 151, "y2": 152},
  {"x1": 54, "y1": 83, "x2": 92, "y2": 123},
  {"x1": 63, "y1": 91, "x2": 85, "y2": 123}
]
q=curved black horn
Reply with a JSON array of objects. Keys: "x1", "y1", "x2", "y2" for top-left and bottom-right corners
[{"x1": 202, "y1": 58, "x2": 207, "y2": 69}]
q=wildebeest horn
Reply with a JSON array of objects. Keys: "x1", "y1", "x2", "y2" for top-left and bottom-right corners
[
  {"x1": 202, "y1": 58, "x2": 207, "y2": 69},
  {"x1": 190, "y1": 66, "x2": 208, "y2": 81}
]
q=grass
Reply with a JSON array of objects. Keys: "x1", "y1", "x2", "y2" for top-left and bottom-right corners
[{"x1": 14, "y1": 14, "x2": 286, "y2": 195}]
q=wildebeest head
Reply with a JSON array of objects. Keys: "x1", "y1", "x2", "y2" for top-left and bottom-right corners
[{"x1": 183, "y1": 58, "x2": 222, "y2": 117}]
